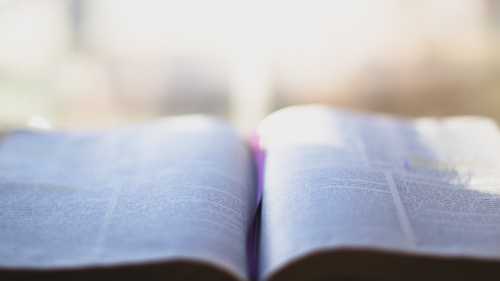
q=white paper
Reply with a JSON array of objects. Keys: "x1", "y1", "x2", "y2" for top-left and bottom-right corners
[
  {"x1": 257, "y1": 105, "x2": 500, "y2": 279},
  {"x1": 0, "y1": 116, "x2": 255, "y2": 280}
]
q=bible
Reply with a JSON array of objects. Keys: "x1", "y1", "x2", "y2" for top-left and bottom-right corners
[{"x1": 2, "y1": 105, "x2": 500, "y2": 280}]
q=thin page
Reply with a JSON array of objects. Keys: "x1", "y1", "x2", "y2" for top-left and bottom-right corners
[
  {"x1": 257, "y1": 105, "x2": 500, "y2": 280},
  {"x1": 0, "y1": 116, "x2": 255, "y2": 280}
]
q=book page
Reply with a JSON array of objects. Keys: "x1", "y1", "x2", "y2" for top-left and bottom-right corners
[
  {"x1": 0, "y1": 116, "x2": 255, "y2": 280},
  {"x1": 257, "y1": 105, "x2": 500, "y2": 280}
]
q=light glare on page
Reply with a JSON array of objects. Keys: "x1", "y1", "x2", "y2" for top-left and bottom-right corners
[
  {"x1": 165, "y1": 115, "x2": 219, "y2": 133},
  {"x1": 410, "y1": 117, "x2": 500, "y2": 191},
  {"x1": 27, "y1": 115, "x2": 51, "y2": 129},
  {"x1": 261, "y1": 110, "x2": 345, "y2": 149}
]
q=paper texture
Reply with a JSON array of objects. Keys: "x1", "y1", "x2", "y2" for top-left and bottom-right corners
[
  {"x1": 0, "y1": 116, "x2": 255, "y2": 280},
  {"x1": 257, "y1": 106, "x2": 500, "y2": 279}
]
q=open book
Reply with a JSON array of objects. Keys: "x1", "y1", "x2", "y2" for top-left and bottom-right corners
[{"x1": 2, "y1": 105, "x2": 500, "y2": 281}]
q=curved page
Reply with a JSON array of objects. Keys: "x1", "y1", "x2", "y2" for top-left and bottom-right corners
[
  {"x1": 257, "y1": 105, "x2": 500, "y2": 280},
  {"x1": 0, "y1": 116, "x2": 255, "y2": 281}
]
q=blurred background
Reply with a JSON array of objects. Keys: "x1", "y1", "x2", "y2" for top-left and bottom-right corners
[{"x1": 1, "y1": 0, "x2": 500, "y2": 132}]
